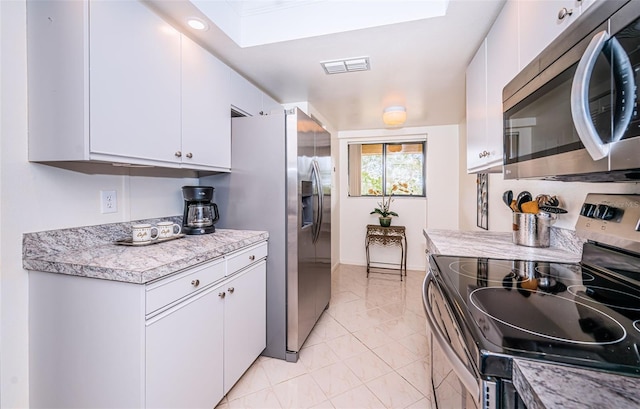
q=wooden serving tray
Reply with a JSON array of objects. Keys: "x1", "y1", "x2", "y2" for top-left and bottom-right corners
[{"x1": 113, "y1": 234, "x2": 186, "y2": 246}]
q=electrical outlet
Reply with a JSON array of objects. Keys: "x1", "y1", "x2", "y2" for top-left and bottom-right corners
[{"x1": 100, "y1": 190, "x2": 117, "y2": 214}]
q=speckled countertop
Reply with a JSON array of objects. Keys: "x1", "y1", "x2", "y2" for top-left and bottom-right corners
[
  {"x1": 424, "y1": 228, "x2": 640, "y2": 409},
  {"x1": 424, "y1": 228, "x2": 583, "y2": 262},
  {"x1": 23, "y1": 217, "x2": 268, "y2": 284}
]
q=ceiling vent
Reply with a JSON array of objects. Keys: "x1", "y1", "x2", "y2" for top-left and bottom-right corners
[{"x1": 321, "y1": 57, "x2": 370, "y2": 75}]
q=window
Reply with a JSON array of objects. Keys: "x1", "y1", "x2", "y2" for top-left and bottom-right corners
[{"x1": 348, "y1": 141, "x2": 425, "y2": 197}]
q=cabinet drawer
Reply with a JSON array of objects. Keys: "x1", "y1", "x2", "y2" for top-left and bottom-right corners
[
  {"x1": 146, "y1": 257, "x2": 225, "y2": 315},
  {"x1": 226, "y1": 241, "x2": 268, "y2": 276}
]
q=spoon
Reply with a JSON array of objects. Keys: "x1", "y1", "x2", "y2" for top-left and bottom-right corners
[
  {"x1": 516, "y1": 191, "x2": 532, "y2": 212},
  {"x1": 502, "y1": 190, "x2": 513, "y2": 209}
]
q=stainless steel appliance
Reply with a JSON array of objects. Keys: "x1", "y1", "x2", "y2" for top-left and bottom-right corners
[
  {"x1": 424, "y1": 193, "x2": 640, "y2": 408},
  {"x1": 503, "y1": 0, "x2": 640, "y2": 181},
  {"x1": 209, "y1": 108, "x2": 331, "y2": 361},
  {"x1": 181, "y1": 185, "x2": 219, "y2": 235}
]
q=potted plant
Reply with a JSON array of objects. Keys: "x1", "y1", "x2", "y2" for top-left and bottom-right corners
[{"x1": 369, "y1": 186, "x2": 399, "y2": 227}]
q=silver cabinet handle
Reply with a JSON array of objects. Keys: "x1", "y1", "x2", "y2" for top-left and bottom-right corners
[
  {"x1": 558, "y1": 7, "x2": 573, "y2": 20},
  {"x1": 249, "y1": 255, "x2": 255, "y2": 261},
  {"x1": 218, "y1": 292, "x2": 226, "y2": 298},
  {"x1": 191, "y1": 279, "x2": 200, "y2": 287},
  {"x1": 186, "y1": 152, "x2": 193, "y2": 159},
  {"x1": 228, "y1": 287, "x2": 235, "y2": 294},
  {"x1": 175, "y1": 151, "x2": 182, "y2": 157}
]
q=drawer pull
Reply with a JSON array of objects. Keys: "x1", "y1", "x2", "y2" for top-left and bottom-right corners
[
  {"x1": 218, "y1": 292, "x2": 226, "y2": 298},
  {"x1": 228, "y1": 287, "x2": 235, "y2": 294},
  {"x1": 249, "y1": 255, "x2": 255, "y2": 261},
  {"x1": 191, "y1": 279, "x2": 200, "y2": 287}
]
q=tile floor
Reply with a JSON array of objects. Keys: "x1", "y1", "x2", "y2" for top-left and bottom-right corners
[{"x1": 216, "y1": 264, "x2": 432, "y2": 409}]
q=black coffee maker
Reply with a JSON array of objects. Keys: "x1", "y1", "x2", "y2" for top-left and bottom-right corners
[{"x1": 181, "y1": 186, "x2": 219, "y2": 235}]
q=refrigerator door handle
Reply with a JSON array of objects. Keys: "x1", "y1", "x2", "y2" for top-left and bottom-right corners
[{"x1": 311, "y1": 160, "x2": 323, "y2": 244}]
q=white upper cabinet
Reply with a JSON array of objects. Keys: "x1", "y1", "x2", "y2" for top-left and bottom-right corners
[
  {"x1": 88, "y1": 0, "x2": 182, "y2": 165},
  {"x1": 519, "y1": 0, "x2": 583, "y2": 69},
  {"x1": 230, "y1": 70, "x2": 282, "y2": 117},
  {"x1": 27, "y1": 0, "x2": 232, "y2": 172},
  {"x1": 181, "y1": 35, "x2": 231, "y2": 171},
  {"x1": 485, "y1": 0, "x2": 519, "y2": 169},
  {"x1": 466, "y1": 40, "x2": 488, "y2": 172}
]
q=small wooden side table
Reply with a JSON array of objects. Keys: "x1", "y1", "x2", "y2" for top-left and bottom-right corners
[{"x1": 365, "y1": 224, "x2": 407, "y2": 280}]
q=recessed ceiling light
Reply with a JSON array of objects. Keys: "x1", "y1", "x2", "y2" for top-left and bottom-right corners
[{"x1": 187, "y1": 18, "x2": 209, "y2": 31}]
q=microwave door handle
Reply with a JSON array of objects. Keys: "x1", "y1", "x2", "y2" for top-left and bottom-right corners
[
  {"x1": 608, "y1": 37, "x2": 635, "y2": 143},
  {"x1": 571, "y1": 30, "x2": 610, "y2": 161},
  {"x1": 423, "y1": 269, "x2": 480, "y2": 401}
]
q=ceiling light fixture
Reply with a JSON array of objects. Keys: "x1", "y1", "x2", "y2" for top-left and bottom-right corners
[
  {"x1": 383, "y1": 106, "x2": 407, "y2": 127},
  {"x1": 187, "y1": 17, "x2": 209, "y2": 31}
]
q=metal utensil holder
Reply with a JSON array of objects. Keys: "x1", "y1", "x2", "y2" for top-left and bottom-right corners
[{"x1": 512, "y1": 212, "x2": 556, "y2": 247}]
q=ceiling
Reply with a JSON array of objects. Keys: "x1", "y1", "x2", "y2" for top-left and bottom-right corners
[{"x1": 146, "y1": 0, "x2": 506, "y2": 131}]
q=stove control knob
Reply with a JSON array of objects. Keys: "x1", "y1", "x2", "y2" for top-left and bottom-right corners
[
  {"x1": 580, "y1": 203, "x2": 597, "y2": 218},
  {"x1": 594, "y1": 204, "x2": 618, "y2": 220}
]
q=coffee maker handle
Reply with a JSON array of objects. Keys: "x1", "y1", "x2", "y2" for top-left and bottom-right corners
[{"x1": 212, "y1": 203, "x2": 220, "y2": 224}]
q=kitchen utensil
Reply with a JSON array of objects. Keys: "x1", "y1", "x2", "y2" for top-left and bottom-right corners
[
  {"x1": 512, "y1": 212, "x2": 553, "y2": 247},
  {"x1": 510, "y1": 200, "x2": 519, "y2": 212},
  {"x1": 516, "y1": 191, "x2": 532, "y2": 211},
  {"x1": 520, "y1": 201, "x2": 539, "y2": 214},
  {"x1": 503, "y1": 190, "x2": 513, "y2": 209},
  {"x1": 539, "y1": 206, "x2": 568, "y2": 214}
]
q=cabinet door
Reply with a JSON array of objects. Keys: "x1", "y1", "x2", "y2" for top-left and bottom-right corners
[
  {"x1": 466, "y1": 39, "x2": 487, "y2": 172},
  {"x1": 181, "y1": 35, "x2": 232, "y2": 170},
  {"x1": 230, "y1": 71, "x2": 263, "y2": 116},
  {"x1": 223, "y1": 261, "x2": 267, "y2": 393},
  {"x1": 485, "y1": 0, "x2": 519, "y2": 169},
  {"x1": 146, "y1": 284, "x2": 224, "y2": 408},
  {"x1": 519, "y1": 0, "x2": 579, "y2": 69},
  {"x1": 89, "y1": 0, "x2": 181, "y2": 164}
]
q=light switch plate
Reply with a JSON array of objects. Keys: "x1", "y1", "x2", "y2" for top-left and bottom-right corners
[{"x1": 100, "y1": 190, "x2": 117, "y2": 214}]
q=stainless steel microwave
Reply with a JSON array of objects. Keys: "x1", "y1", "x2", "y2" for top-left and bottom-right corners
[{"x1": 503, "y1": 0, "x2": 640, "y2": 181}]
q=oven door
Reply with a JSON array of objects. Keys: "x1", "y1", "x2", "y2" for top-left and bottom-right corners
[{"x1": 423, "y1": 269, "x2": 486, "y2": 409}]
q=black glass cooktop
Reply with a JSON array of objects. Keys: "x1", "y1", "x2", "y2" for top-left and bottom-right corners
[{"x1": 430, "y1": 243, "x2": 640, "y2": 378}]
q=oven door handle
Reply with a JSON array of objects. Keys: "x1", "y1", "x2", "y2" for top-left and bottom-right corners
[{"x1": 423, "y1": 269, "x2": 480, "y2": 400}]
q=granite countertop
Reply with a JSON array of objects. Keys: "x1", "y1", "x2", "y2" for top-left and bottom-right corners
[
  {"x1": 424, "y1": 228, "x2": 582, "y2": 263},
  {"x1": 23, "y1": 217, "x2": 268, "y2": 284},
  {"x1": 424, "y1": 228, "x2": 640, "y2": 409},
  {"x1": 514, "y1": 359, "x2": 640, "y2": 409}
]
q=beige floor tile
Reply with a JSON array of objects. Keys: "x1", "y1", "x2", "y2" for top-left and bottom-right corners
[
  {"x1": 299, "y1": 342, "x2": 341, "y2": 372},
  {"x1": 226, "y1": 360, "x2": 271, "y2": 401},
  {"x1": 366, "y1": 371, "x2": 424, "y2": 408},
  {"x1": 373, "y1": 342, "x2": 421, "y2": 369},
  {"x1": 343, "y1": 350, "x2": 393, "y2": 382},
  {"x1": 330, "y1": 384, "x2": 386, "y2": 409},
  {"x1": 398, "y1": 332, "x2": 429, "y2": 359},
  {"x1": 261, "y1": 356, "x2": 308, "y2": 386},
  {"x1": 227, "y1": 387, "x2": 282, "y2": 409},
  {"x1": 310, "y1": 361, "x2": 363, "y2": 398},
  {"x1": 272, "y1": 374, "x2": 328, "y2": 409},
  {"x1": 325, "y1": 333, "x2": 369, "y2": 360},
  {"x1": 232, "y1": 265, "x2": 432, "y2": 409},
  {"x1": 397, "y1": 358, "x2": 432, "y2": 397},
  {"x1": 352, "y1": 325, "x2": 394, "y2": 350}
]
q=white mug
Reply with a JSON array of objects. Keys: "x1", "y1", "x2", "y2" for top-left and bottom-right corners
[
  {"x1": 157, "y1": 221, "x2": 182, "y2": 239},
  {"x1": 132, "y1": 224, "x2": 159, "y2": 243}
]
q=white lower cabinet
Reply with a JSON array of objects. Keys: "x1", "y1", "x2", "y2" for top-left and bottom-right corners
[
  {"x1": 146, "y1": 282, "x2": 225, "y2": 408},
  {"x1": 29, "y1": 241, "x2": 267, "y2": 408},
  {"x1": 223, "y1": 261, "x2": 267, "y2": 392}
]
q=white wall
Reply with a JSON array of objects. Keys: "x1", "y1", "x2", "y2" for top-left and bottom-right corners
[
  {"x1": 457, "y1": 124, "x2": 640, "y2": 232},
  {"x1": 0, "y1": 2, "x2": 197, "y2": 406},
  {"x1": 338, "y1": 125, "x2": 460, "y2": 271}
]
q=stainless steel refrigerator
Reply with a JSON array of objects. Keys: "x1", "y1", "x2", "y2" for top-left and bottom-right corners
[{"x1": 207, "y1": 108, "x2": 331, "y2": 361}]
